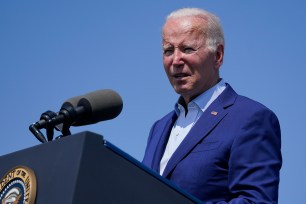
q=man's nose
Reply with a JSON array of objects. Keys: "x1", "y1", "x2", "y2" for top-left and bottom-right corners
[{"x1": 172, "y1": 49, "x2": 183, "y2": 65}]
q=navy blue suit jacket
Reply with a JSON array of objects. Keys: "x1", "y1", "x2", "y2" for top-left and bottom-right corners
[{"x1": 143, "y1": 85, "x2": 282, "y2": 203}]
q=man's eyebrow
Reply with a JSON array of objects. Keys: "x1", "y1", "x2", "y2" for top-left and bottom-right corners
[{"x1": 162, "y1": 44, "x2": 172, "y2": 48}]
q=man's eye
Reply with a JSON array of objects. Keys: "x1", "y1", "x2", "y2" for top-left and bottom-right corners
[
  {"x1": 183, "y1": 47, "x2": 195, "y2": 54},
  {"x1": 163, "y1": 49, "x2": 173, "y2": 56}
]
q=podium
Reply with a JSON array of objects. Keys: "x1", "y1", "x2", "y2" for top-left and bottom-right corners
[{"x1": 0, "y1": 131, "x2": 201, "y2": 203}]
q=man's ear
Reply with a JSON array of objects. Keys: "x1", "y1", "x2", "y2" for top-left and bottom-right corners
[{"x1": 215, "y1": 44, "x2": 224, "y2": 69}]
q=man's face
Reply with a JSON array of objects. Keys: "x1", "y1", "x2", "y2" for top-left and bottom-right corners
[{"x1": 162, "y1": 17, "x2": 222, "y2": 103}]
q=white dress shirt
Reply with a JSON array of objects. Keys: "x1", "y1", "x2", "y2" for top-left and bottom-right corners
[{"x1": 159, "y1": 79, "x2": 226, "y2": 175}]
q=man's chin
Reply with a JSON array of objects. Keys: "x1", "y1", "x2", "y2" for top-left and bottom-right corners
[{"x1": 174, "y1": 87, "x2": 192, "y2": 97}]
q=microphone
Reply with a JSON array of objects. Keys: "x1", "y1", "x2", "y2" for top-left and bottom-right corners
[
  {"x1": 61, "y1": 89, "x2": 123, "y2": 126},
  {"x1": 54, "y1": 94, "x2": 84, "y2": 133},
  {"x1": 29, "y1": 89, "x2": 123, "y2": 143},
  {"x1": 62, "y1": 95, "x2": 84, "y2": 109}
]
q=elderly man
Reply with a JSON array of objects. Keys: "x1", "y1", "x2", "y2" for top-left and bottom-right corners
[{"x1": 142, "y1": 8, "x2": 282, "y2": 203}]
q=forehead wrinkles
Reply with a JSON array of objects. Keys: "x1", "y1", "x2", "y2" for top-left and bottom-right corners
[{"x1": 162, "y1": 17, "x2": 207, "y2": 46}]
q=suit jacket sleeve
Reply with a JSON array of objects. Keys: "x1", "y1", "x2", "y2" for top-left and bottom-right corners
[{"x1": 216, "y1": 108, "x2": 282, "y2": 204}]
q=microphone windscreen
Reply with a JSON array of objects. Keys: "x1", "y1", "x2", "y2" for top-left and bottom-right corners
[
  {"x1": 62, "y1": 95, "x2": 84, "y2": 109},
  {"x1": 73, "y1": 89, "x2": 123, "y2": 126}
]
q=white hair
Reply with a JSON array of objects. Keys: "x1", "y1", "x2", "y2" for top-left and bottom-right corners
[{"x1": 165, "y1": 8, "x2": 225, "y2": 52}]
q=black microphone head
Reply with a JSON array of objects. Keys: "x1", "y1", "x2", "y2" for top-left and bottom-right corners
[
  {"x1": 62, "y1": 95, "x2": 84, "y2": 109},
  {"x1": 73, "y1": 89, "x2": 123, "y2": 126},
  {"x1": 55, "y1": 95, "x2": 84, "y2": 131}
]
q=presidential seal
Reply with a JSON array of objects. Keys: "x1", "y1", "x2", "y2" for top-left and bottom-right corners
[{"x1": 0, "y1": 166, "x2": 36, "y2": 204}]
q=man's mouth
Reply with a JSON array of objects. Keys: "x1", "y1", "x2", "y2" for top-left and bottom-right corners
[{"x1": 174, "y1": 73, "x2": 189, "y2": 79}]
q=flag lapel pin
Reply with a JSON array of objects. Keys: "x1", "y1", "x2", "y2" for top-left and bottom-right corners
[{"x1": 211, "y1": 111, "x2": 218, "y2": 116}]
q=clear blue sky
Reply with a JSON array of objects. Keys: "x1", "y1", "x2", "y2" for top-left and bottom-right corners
[{"x1": 1, "y1": 1, "x2": 305, "y2": 203}]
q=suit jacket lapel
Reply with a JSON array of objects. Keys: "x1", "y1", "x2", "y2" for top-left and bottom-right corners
[
  {"x1": 151, "y1": 112, "x2": 177, "y2": 172},
  {"x1": 162, "y1": 85, "x2": 237, "y2": 177}
]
